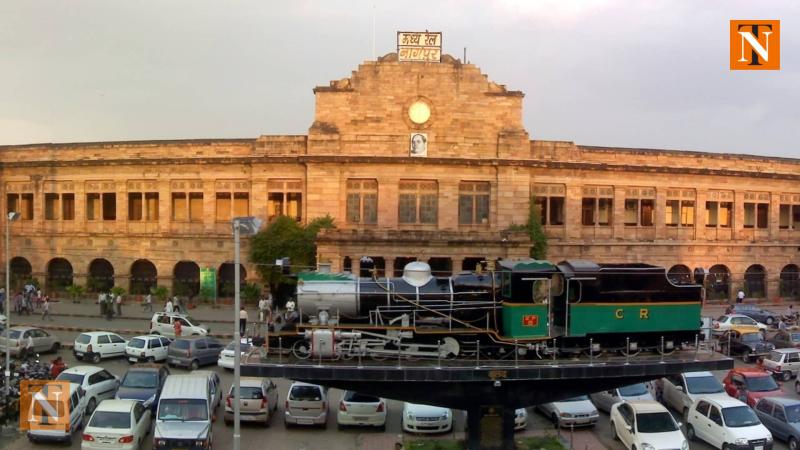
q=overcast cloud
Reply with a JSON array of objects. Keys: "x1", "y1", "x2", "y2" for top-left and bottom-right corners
[{"x1": 0, "y1": 0, "x2": 796, "y2": 157}]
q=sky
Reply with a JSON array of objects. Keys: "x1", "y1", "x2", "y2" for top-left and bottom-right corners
[{"x1": 0, "y1": 0, "x2": 797, "y2": 157}]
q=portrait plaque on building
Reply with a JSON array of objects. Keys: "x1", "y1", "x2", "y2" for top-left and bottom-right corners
[
  {"x1": 397, "y1": 31, "x2": 442, "y2": 62},
  {"x1": 410, "y1": 133, "x2": 428, "y2": 157}
]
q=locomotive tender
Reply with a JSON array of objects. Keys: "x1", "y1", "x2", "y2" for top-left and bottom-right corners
[{"x1": 291, "y1": 259, "x2": 704, "y2": 359}]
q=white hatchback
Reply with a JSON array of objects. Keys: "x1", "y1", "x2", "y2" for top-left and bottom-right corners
[
  {"x1": 26, "y1": 382, "x2": 86, "y2": 445},
  {"x1": 217, "y1": 340, "x2": 252, "y2": 370},
  {"x1": 73, "y1": 332, "x2": 128, "y2": 364},
  {"x1": 686, "y1": 396, "x2": 773, "y2": 450},
  {"x1": 336, "y1": 391, "x2": 386, "y2": 430},
  {"x1": 402, "y1": 402, "x2": 453, "y2": 434},
  {"x1": 149, "y1": 313, "x2": 208, "y2": 338},
  {"x1": 81, "y1": 399, "x2": 152, "y2": 450},
  {"x1": 610, "y1": 400, "x2": 688, "y2": 450},
  {"x1": 125, "y1": 335, "x2": 171, "y2": 364},
  {"x1": 57, "y1": 366, "x2": 121, "y2": 415}
]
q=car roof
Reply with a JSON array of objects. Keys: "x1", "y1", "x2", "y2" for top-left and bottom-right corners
[
  {"x1": 78, "y1": 331, "x2": 120, "y2": 336},
  {"x1": 760, "y1": 396, "x2": 800, "y2": 406},
  {"x1": 9, "y1": 326, "x2": 39, "y2": 332},
  {"x1": 128, "y1": 363, "x2": 166, "y2": 371},
  {"x1": 684, "y1": 371, "x2": 714, "y2": 378},
  {"x1": 699, "y1": 396, "x2": 748, "y2": 408},
  {"x1": 729, "y1": 367, "x2": 770, "y2": 377},
  {"x1": 772, "y1": 348, "x2": 800, "y2": 354},
  {"x1": 131, "y1": 335, "x2": 164, "y2": 340},
  {"x1": 62, "y1": 365, "x2": 104, "y2": 375},
  {"x1": 94, "y1": 399, "x2": 136, "y2": 413},
  {"x1": 626, "y1": 400, "x2": 669, "y2": 413},
  {"x1": 725, "y1": 314, "x2": 753, "y2": 319},
  {"x1": 161, "y1": 375, "x2": 211, "y2": 400},
  {"x1": 290, "y1": 381, "x2": 322, "y2": 388},
  {"x1": 238, "y1": 377, "x2": 266, "y2": 387}
]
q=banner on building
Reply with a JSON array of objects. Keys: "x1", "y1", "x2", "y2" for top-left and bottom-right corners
[
  {"x1": 200, "y1": 267, "x2": 217, "y2": 303},
  {"x1": 397, "y1": 31, "x2": 442, "y2": 62}
]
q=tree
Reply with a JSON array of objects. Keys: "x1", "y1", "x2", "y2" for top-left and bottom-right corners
[
  {"x1": 66, "y1": 284, "x2": 85, "y2": 303},
  {"x1": 527, "y1": 205, "x2": 548, "y2": 260},
  {"x1": 150, "y1": 286, "x2": 169, "y2": 303},
  {"x1": 242, "y1": 282, "x2": 262, "y2": 304},
  {"x1": 249, "y1": 215, "x2": 336, "y2": 296},
  {"x1": 110, "y1": 286, "x2": 126, "y2": 298}
]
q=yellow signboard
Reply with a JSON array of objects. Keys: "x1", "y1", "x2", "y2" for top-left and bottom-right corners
[{"x1": 397, "y1": 31, "x2": 442, "y2": 62}]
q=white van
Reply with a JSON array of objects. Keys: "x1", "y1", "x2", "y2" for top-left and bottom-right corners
[
  {"x1": 154, "y1": 375, "x2": 214, "y2": 450},
  {"x1": 26, "y1": 382, "x2": 87, "y2": 445}
]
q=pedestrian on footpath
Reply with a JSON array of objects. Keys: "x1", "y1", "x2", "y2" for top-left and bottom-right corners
[
  {"x1": 115, "y1": 294, "x2": 123, "y2": 317},
  {"x1": 99, "y1": 292, "x2": 106, "y2": 318},
  {"x1": 105, "y1": 292, "x2": 114, "y2": 321},
  {"x1": 737, "y1": 290, "x2": 745, "y2": 304},
  {"x1": 144, "y1": 293, "x2": 153, "y2": 312},
  {"x1": 239, "y1": 306, "x2": 248, "y2": 336},
  {"x1": 41, "y1": 296, "x2": 52, "y2": 321},
  {"x1": 173, "y1": 296, "x2": 181, "y2": 313},
  {"x1": 165, "y1": 298, "x2": 174, "y2": 313}
]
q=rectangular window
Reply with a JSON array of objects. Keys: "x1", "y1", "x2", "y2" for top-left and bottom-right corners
[
  {"x1": 20, "y1": 193, "x2": 33, "y2": 220},
  {"x1": 216, "y1": 193, "x2": 231, "y2": 222},
  {"x1": 102, "y1": 193, "x2": 116, "y2": 220},
  {"x1": 233, "y1": 193, "x2": 249, "y2": 217},
  {"x1": 189, "y1": 192, "x2": 203, "y2": 222},
  {"x1": 706, "y1": 201, "x2": 719, "y2": 227},
  {"x1": 794, "y1": 205, "x2": 800, "y2": 229},
  {"x1": 666, "y1": 189, "x2": 695, "y2": 228},
  {"x1": 62, "y1": 193, "x2": 75, "y2": 220},
  {"x1": 744, "y1": 203, "x2": 756, "y2": 228},
  {"x1": 216, "y1": 192, "x2": 249, "y2": 222},
  {"x1": 532, "y1": 184, "x2": 565, "y2": 226},
  {"x1": 581, "y1": 198, "x2": 595, "y2": 225},
  {"x1": 624, "y1": 199, "x2": 638, "y2": 226},
  {"x1": 128, "y1": 193, "x2": 143, "y2": 221},
  {"x1": 458, "y1": 181, "x2": 490, "y2": 225},
  {"x1": 666, "y1": 200, "x2": 679, "y2": 226},
  {"x1": 623, "y1": 188, "x2": 655, "y2": 226},
  {"x1": 780, "y1": 204, "x2": 791, "y2": 229},
  {"x1": 550, "y1": 197, "x2": 565, "y2": 225},
  {"x1": 45, "y1": 193, "x2": 59, "y2": 220},
  {"x1": 719, "y1": 202, "x2": 732, "y2": 227},
  {"x1": 757, "y1": 203, "x2": 768, "y2": 229},
  {"x1": 581, "y1": 187, "x2": 612, "y2": 226},
  {"x1": 268, "y1": 179, "x2": 303, "y2": 222},
  {"x1": 681, "y1": 200, "x2": 695, "y2": 226},
  {"x1": 7, "y1": 194, "x2": 19, "y2": 216},
  {"x1": 171, "y1": 193, "x2": 187, "y2": 221},
  {"x1": 86, "y1": 193, "x2": 101, "y2": 220},
  {"x1": 398, "y1": 180, "x2": 438, "y2": 225},
  {"x1": 145, "y1": 193, "x2": 158, "y2": 221},
  {"x1": 597, "y1": 198, "x2": 612, "y2": 226},
  {"x1": 641, "y1": 199, "x2": 654, "y2": 226},
  {"x1": 345, "y1": 179, "x2": 378, "y2": 225}
]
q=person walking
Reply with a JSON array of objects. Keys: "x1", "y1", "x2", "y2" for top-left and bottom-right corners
[
  {"x1": 258, "y1": 296, "x2": 269, "y2": 323},
  {"x1": 98, "y1": 292, "x2": 106, "y2": 317},
  {"x1": 115, "y1": 293, "x2": 123, "y2": 317},
  {"x1": 164, "y1": 298, "x2": 174, "y2": 313},
  {"x1": 23, "y1": 333, "x2": 34, "y2": 359},
  {"x1": 737, "y1": 290, "x2": 745, "y2": 304},
  {"x1": 173, "y1": 318, "x2": 183, "y2": 338},
  {"x1": 239, "y1": 307, "x2": 248, "y2": 336},
  {"x1": 105, "y1": 291, "x2": 114, "y2": 320},
  {"x1": 144, "y1": 293, "x2": 153, "y2": 312},
  {"x1": 41, "y1": 296, "x2": 52, "y2": 321},
  {"x1": 173, "y1": 296, "x2": 181, "y2": 313}
]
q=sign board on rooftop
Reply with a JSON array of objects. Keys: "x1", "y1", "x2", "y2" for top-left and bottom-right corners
[{"x1": 397, "y1": 31, "x2": 442, "y2": 62}]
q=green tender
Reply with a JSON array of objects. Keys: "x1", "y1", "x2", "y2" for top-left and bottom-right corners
[
  {"x1": 568, "y1": 302, "x2": 701, "y2": 337},
  {"x1": 502, "y1": 303, "x2": 549, "y2": 339}
]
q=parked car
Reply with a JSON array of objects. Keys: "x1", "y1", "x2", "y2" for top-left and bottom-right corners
[
  {"x1": 154, "y1": 375, "x2": 214, "y2": 450},
  {"x1": 115, "y1": 364, "x2": 170, "y2": 411},
  {"x1": 657, "y1": 371, "x2": 729, "y2": 419},
  {"x1": 754, "y1": 397, "x2": 800, "y2": 450},
  {"x1": 125, "y1": 335, "x2": 171, "y2": 364},
  {"x1": 224, "y1": 377, "x2": 279, "y2": 426},
  {"x1": 0, "y1": 313, "x2": 6, "y2": 326},
  {"x1": 167, "y1": 336, "x2": 224, "y2": 370},
  {"x1": 590, "y1": 382, "x2": 653, "y2": 413},
  {"x1": 284, "y1": 382, "x2": 329, "y2": 428},
  {"x1": 514, "y1": 408, "x2": 527, "y2": 431},
  {"x1": 191, "y1": 370, "x2": 222, "y2": 411},
  {"x1": 56, "y1": 365, "x2": 121, "y2": 414},
  {"x1": 81, "y1": 399, "x2": 152, "y2": 450},
  {"x1": 537, "y1": 395, "x2": 599, "y2": 428},
  {"x1": 610, "y1": 400, "x2": 688, "y2": 450},
  {"x1": 150, "y1": 312, "x2": 208, "y2": 338},
  {"x1": 770, "y1": 330, "x2": 800, "y2": 349},
  {"x1": 765, "y1": 349, "x2": 800, "y2": 381},
  {"x1": 73, "y1": 331, "x2": 128, "y2": 364},
  {"x1": 713, "y1": 314, "x2": 768, "y2": 334},
  {"x1": 26, "y1": 382, "x2": 86, "y2": 445},
  {"x1": 718, "y1": 329, "x2": 775, "y2": 363},
  {"x1": 685, "y1": 396, "x2": 773, "y2": 450},
  {"x1": 0, "y1": 326, "x2": 60, "y2": 357},
  {"x1": 217, "y1": 339, "x2": 252, "y2": 370},
  {"x1": 401, "y1": 402, "x2": 453, "y2": 434},
  {"x1": 723, "y1": 367, "x2": 783, "y2": 407},
  {"x1": 733, "y1": 304, "x2": 781, "y2": 327},
  {"x1": 336, "y1": 391, "x2": 387, "y2": 430}
]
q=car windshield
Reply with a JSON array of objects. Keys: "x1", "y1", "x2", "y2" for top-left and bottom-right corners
[
  {"x1": 128, "y1": 338, "x2": 146, "y2": 349},
  {"x1": 88, "y1": 411, "x2": 131, "y2": 429},
  {"x1": 230, "y1": 386, "x2": 263, "y2": 399},
  {"x1": 722, "y1": 406, "x2": 761, "y2": 428},
  {"x1": 8, "y1": 330, "x2": 21, "y2": 339},
  {"x1": 560, "y1": 395, "x2": 589, "y2": 402},
  {"x1": 792, "y1": 333, "x2": 800, "y2": 342},
  {"x1": 121, "y1": 371, "x2": 158, "y2": 389},
  {"x1": 716, "y1": 316, "x2": 727, "y2": 322},
  {"x1": 76, "y1": 334, "x2": 91, "y2": 344},
  {"x1": 786, "y1": 405, "x2": 800, "y2": 423},
  {"x1": 224, "y1": 342, "x2": 252, "y2": 352},
  {"x1": 56, "y1": 372, "x2": 85, "y2": 385},
  {"x1": 741, "y1": 333, "x2": 763, "y2": 343},
  {"x1": 636, "y1": 412, "x2": 677, "y2": 433},
  {"x1": 685, "y1": 376, "x2": 724, "y2": 394},
  {"x1": 289, "y1": 385, "x2": 322, "y2": 401},
  {"x1": 767, "y1": 351, "x2": 782, "y2": 362},
  {"x1": 746, "y1": 375, "x2": 779, "y2": 392},
  {"x1": 157, "y1": 399, "x2": 208, "y2": 421},
  {"x1": 736, "y1": 305, "x2": 756, "y2": 311},
  {"x1": 344, "y1": 391, "x2": 381, "y2": 403},
  {"x1": 618, "y1": 383, "x2": 648, "y2": 397},
  {"x1": 171, "y1": 340, "x2": 190, "y2": 350}
]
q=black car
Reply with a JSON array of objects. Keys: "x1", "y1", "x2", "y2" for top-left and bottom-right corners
[
  {"x1": 732, "y1": 304, "x2": 781, "y2": 327},
  {"x1": 719, "y1": 330, "x2": 776, "y2": 363},
  {"x1": 114, "y1": 363, "x2": 170, "y2": 411}
]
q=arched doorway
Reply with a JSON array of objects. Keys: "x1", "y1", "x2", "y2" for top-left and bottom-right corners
[
  {"x1": 667, "y1": 264, "x2": 692, "y2": 285},
  {"x1": 780, "y1": 264, "x2": 800, "y2": 299},
  {"x1": 744, "y1": 264, "x2": 766, "y2": 298},
  {"x1": 707, "y1": 264, "x2": 731, "y2": 300},
  {"x1": 9, "y1": 257, "x2": 32, "y2": 291},
  {"x1": 46, "y1": 258, "x2": 73, "y2": 291},
  {"x1": 130, "y1": 259, "x2": 157, "y2": 295},
  {"x1": 218, "y1": 262, "x2": 246, "y2": 298},
  {"x1": 173, "y1": 261, "x2": 200, "y2": 298},
  {"x1": 88, "y1": 259, "x2": 115, "y2": 292}
]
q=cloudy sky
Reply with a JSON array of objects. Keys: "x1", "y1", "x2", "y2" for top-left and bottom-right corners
[{"x1": 0, "y1": 0, "x2": 796, "y2": 157}]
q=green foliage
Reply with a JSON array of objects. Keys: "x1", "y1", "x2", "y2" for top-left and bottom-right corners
[
  {"x1": 405, "y1": 440, "x2": 464, "y2": 450},
  {"x1": 150, "y1": 286, "x2": 170, "y2": 302},
  {"x1": 249, "y1": 215, "x2": 336, "y2": 293},
  {"x1": 110, "y1": 286, "x2": 126, "y2": 298},
  {"x1": 527, "y1": 205, "x2": 548, "y2": 260},
  {"x1": 199, "y1": 283, "x2": 216, "y2": 303},
  {"x1": 65, "y1": 284, "x2": 85, "y2": 301},
  {"x1": 517, "y1": 436, "x2": 566, "y2": 450},
  {"x1": 242, "y1": 283, "x2": 262, "y2": 304}
]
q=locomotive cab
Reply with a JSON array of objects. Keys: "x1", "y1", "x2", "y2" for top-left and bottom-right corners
[{"x1": 497, "y1": 259, "x2": 562, "y2": 339}]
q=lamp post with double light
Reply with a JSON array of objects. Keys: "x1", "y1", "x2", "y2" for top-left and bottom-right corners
[
  {"x1": 231, "y1": 216, "x2": 262, "y2": 450},
  {"x1": 4, "y1": 212, "x2": 21, "y2": 401}
]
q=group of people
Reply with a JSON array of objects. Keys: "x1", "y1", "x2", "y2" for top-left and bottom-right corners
[
  {"x1": 98, "y1": 291, "x2": 123, "y2": 320},
  {"x1": 0, "y1": 284, "x2": 53, "y2": 320},
  {"x1": 235, "y1": 291, "x2": 300, "y2": 338}
]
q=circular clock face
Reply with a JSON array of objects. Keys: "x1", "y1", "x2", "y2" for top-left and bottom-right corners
[{"x1": 408, "y1": 101, "x2": 431, "y2": 125}]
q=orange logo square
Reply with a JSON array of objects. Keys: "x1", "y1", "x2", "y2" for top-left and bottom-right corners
[
  {"x1": 730, "y1": 20, "x2": 780, "y2": 70},
  {"x1": 20, "y1": 380, "x2": 71, "y2": 432},
  {"x1": 522, "y1": 314, "x2": 538, "y2": 327}
]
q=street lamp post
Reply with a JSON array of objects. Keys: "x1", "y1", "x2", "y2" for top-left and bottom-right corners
[
  {"x1": 231, "y1": 216, "x2": 262, "y2": 450},
  {"x1": 4, "y1": 212, "x2": 21, "y2": 401}
]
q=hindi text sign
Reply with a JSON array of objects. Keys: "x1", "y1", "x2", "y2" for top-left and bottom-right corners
[{"x1": 398, "y1": 31, "x2": 442, "y2": 62}]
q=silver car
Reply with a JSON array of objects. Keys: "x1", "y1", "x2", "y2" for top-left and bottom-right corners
[
  {"x1": 754, "y1": 396, "x2": 800, "y2": 449},
  {"x1": 0, "y1": 326, "x2": 60, "y2": 357},
  {"x1": 537, "y1": 395, "x2": 599, "y2": 428},
  {"x1": 590, "y1": 383, "x2": 654, "y2": 413}
]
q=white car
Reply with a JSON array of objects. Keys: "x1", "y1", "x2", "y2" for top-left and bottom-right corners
[
  {"x1": 401, "y1": 402, "x2": 453, "y2": 434},
  {"x1": 26, "y1": 382, "x2": 86, "y2": 445},
  {"x1": 149, "y1": 312, "x2": 208, "y2": 338},
  {"x1": 713, "y1": 314, "x2": 769, "y2": 334},
  {"x1": 125, "y1": 335, "x2": 171, "y2": 364},
  {"x1": 0, "y1": 313, "x2": 6, "y2": 326},
  {"x1": 537, "y1": 395, "x2": 599, "y2": 428},
  {"x1": 337, "y1": 391, "x2": 387, "y2": 430},
  {"x1": 657, "y1": 371, "x2": 729, "y2": 419},
  {"x1": 686, "y1": 396, "x2": 773, "y2": 450},
  {"x1": 57, "y1": 366, "x2": 120, "y2": 414},
  {"x1": 217, "y1": 340, "x2": 252, "y2": 370},
  {"x1": 610, "y1": 400, "x2": 688, "y2": 450},
  {"x1": 81, "y1": 399, "x2": 152, "y2": 450},
  {"x1": 74, "y1": 332, "x2": 128, "y2": 364},
  {"x1": 591, "y1": 382, "x2": 654, "y2": 413},
  {"x1": 284, "y1": 382, "x2": 329, "y2": 428}
]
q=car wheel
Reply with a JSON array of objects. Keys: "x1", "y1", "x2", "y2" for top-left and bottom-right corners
[
  {"x1": 682, "y1": 408, "x2": 689, "y2": 422},
  {"x1": 766, "y1": 316, "x2": 775, "y2": 326},
  {"x1": 790, "y1": 437, "x2": 798, "y2": 450},
  {"x1": 722, "y1": 444, "x2": 730, "y2": 450},
  {"x1": 611, "y1": 421, "x2": 619, "y2": 441},
  {"x1": 741, "y1": 352, "x2": 751, "y2": 364},
  {"x1": 87, "y1": 397, "x2": 97, "y2": 415},
  {"x1": 378, "y1": 424, "x2": 386, "y2": 432},
  {"x1": 224, "y1": 418, "x2": 232, "y2": 426},
  {"x1": 785, "y1": 371, "x2": 793, "y2": 382},
  {"x1": 65, "y1": 434, "x2": 73, "y2": 446},
  {"x1": 91, "y1": 353, "x2": 101, "y2": 364},
  {"x1": 50, "y1": 342, "x2": 60, "y2": 353},
  {"x1": 551, "y1": 413, "x2": 559, "y2": 429},
  {"x1": 146, "y1": 356, "x2": 155, "y2": 363},
  {"x1": 190, "y1": 359, "x2": 199, "y2": 371},
  {"x1": 686, "y1": 424, "x2": 696, "y2": 441}
]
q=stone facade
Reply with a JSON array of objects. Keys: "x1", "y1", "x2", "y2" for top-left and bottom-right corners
[{"x1": 0, "y1": 52, "x2": 798, "y2": 300}]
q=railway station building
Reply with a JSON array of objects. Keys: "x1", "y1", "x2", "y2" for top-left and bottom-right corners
[{"x1": 1, "y1": 42, "x2": 798, "y2": 302}]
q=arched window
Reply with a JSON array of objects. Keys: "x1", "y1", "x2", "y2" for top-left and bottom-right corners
[
  {"x1": 707, "y1": 264, "x2": 731, "y2": 300},
  {"x1": 173, "y1": 261, "x2": 200, "y2": 297},
  {"x1": 88, "y1": 259, "x2": 115, "y2": 292},
  {"x1": 744, "y1": 264, "x2": 767, "y2": 298},
  {"x1": 130, "y1": 260, "x2": 157, "y2": 295},
  {"x1": 780, "y1": 264, "x2": 800, "y2": 299},
  {"x1": 667, "y1": 264, "x2": 692, "y2": 285},
  {"x1": 46, "y1": 258, "x2": 73, "y2": 291},
  {"x1": 9, "y1": 257, "x2": 32, "y2": 290},
  {"x1": 217, "y1": 262, "x2": 246, "y2": 298}
]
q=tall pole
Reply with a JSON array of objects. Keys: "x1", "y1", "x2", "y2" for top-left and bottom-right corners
[
  {"x1": 4, "y1": 216, "x2": 11, "y2": 399},
  {"x1": 233, "y1": 220, "x2": 241, "y2": 450}
]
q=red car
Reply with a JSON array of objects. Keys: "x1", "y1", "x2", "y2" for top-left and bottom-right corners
[{"x1": 722, "y1": 367, "x2": 782, "y2": 407}]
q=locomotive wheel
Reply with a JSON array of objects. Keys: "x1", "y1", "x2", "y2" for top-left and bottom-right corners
[{"x1": 291, "y1": 340, "x2": 312, "y2": 360}]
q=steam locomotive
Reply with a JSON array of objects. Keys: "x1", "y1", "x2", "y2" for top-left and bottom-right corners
[{"x1": 286, "y1": 259, "x2": 704, "y2": 360}]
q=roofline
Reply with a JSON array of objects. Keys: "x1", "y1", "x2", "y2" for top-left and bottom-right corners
[
  {"x1": 0, "y1": 137, "x2": 256, "y2": 150},
  {"x1": 576, "y1": 144, "x2": 800, "y2": 165}
]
